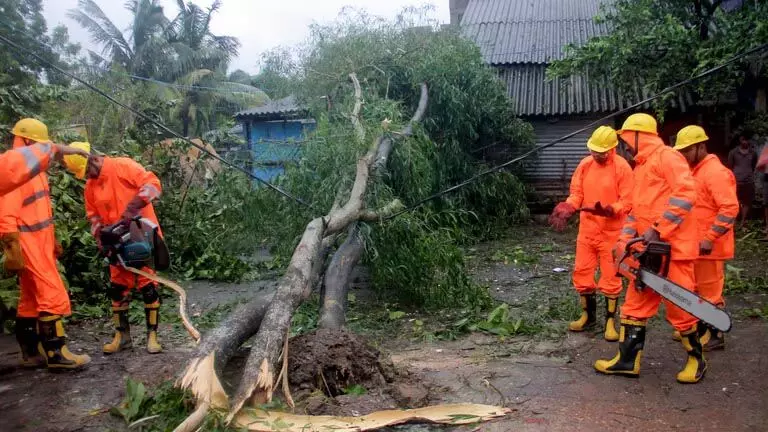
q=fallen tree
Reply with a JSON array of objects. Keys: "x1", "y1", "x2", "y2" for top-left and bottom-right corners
[{"x1": 175, "y1": 77, "x2": 428, "y2": 430}]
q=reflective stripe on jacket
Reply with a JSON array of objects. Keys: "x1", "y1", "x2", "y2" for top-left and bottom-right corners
[
  {"x1": 691, "y1": 154, "x2": 739, "y2": 260},
  {"x1": 620, "y1": 134, "x2": 698, "y2": 260}
]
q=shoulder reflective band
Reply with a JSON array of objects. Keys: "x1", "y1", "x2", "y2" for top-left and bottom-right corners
[
  {"x1": 668, "y1": 197, "x2": 693, "y2": 211},
  {"x1": 19, "y1": 218, "x2": 54, "y2": 232},
  {"x1": 627, "y1": 214, "x2": 637, "y2": 222},
  {"x1": 22, "y1": 190, "x2": 49, "y2": 207},
  {"x1": 17, "y1": 143, "x2": 50, "y2": 179}
]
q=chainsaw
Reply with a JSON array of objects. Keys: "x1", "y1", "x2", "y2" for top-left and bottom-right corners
[
  {"x1": 99, "y1": 217, "x2": 200, "y2": 342},
  {"x1": 99, "y1": 217, "x2": 170, "y2": 271},
  {"x1": 615, "y1": 238, "x2": 732, "y2": 332}
]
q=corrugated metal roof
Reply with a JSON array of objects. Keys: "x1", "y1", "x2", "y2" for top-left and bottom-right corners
[
  {"x1": 499, "y1": 64, "x2": 693, "y2": 116},
  {"x1": 234, "y1": 95, "x2": 302, "y2": 119},
  {"x1": 461, "y1": 0, "x2": 610, "y2": 64}
]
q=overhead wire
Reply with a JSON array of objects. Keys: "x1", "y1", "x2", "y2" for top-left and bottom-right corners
[
  {"x1": 382, "y1": 41, "x2": 768, "y2": 221},
  {"x1": 0, "y1": 20, "x2": 265, "y2": 96},
  {"x1": 0, "y1": 32, "x2": 317, "y2": 211}
]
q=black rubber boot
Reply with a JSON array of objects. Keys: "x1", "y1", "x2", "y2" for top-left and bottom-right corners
[
  {"x1": 594, "y1": 319, "x2": 646, "y2": 377},
  {"x1": 103, "y1": 307, "x2": 132, "y2": 354},
  {"x1": 37, "y1": 313, "x2": 91, "y2": 370},
  {"x1": 142, "y1": 284, "x2": 162, "y2": 354},
  {"x1": 677, "y1": 324, "x2": 707, "y2": 383},
  {"x1": 15, "y1": 317, "x2": 45, "y2": 368},
  {"x1": 603, "y1": 296, "x2": 619, "y2": 342},
  {"x1": 698, "y1": 321, "x2": 725, "y2": 351},
  {"x1": 569, "y1": 293, "x2": 597, "y2": 332}
]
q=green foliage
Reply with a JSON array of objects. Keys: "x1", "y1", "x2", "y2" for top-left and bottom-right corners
[
  {"x1": 547, "y1": 0, "x2": 768, "y2": 116},
  {"x1": 343, "y1": 384, "x2": 368, "y2": 396},
  {"x1": 111, "y1": 378, "x2": 148, "y2": 423}
]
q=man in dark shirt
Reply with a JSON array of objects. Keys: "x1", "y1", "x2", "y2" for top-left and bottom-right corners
[{"x1": 728, "y1": 133, "x2": 758, "y2": 228}]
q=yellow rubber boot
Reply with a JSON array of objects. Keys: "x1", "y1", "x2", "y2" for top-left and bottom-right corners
[
  {"x1": 672, "y1": 330, "x2": 682, "y2": 341},
  {"x1": 569, "y1": 293, "x2": 596, "y2": 332},
  {"x1": 15, "y1": 317, "x2": 46, "y2": 368},
  {"x1": 145, "y1": 303, "x2": 162, "y2": 354},
  {"x1": 697, "y1": 321, "x2": 725, "y2": 351},
  {"x1": 103, "y1": 307, "x2": 132, "y2": 354},
  {"x1": 676, "y1": 325, "x2": 707, "y2": 384},
  {"x1": 594, "y1": 319, "x2": 645, "y2": 377},
  {"x1": 603, "y1": 296, "x2": 619, "y2": 342},
  {"x1": 37, "y1": 314, "x2": 91, "y2": 370}
]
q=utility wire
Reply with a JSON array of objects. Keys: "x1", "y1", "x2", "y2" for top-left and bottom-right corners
[
  {"x1": 383, "y1": 41, "x2": 768, "y2": 221},
  {"x1": 0, "y1": 32, "x2": 317, "y2": 211}
]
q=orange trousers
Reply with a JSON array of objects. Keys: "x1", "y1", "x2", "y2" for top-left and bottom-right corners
[
  {"x1": 621, "y1": 260, "x2": 698, "y2": 331},
  {"x1": 694, "y1": 260, "x2": 725, "y2": 308},
  {"x1": 16, "y1": 230, "x2": 71, "y2": 318},
  {"x1": 573, "y1": 235, "x2": 622, "y2": 296},
  {"x1": 109, "y1": 265, "x2": 156, "y2": 307}
]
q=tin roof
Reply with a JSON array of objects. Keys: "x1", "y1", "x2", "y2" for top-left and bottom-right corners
[
  {"x1": 234, "y1": 95, "x2": 303, "y2": 119},
  {"x1": 461, "y1": 0, "x2": 610, "y2": 65}
]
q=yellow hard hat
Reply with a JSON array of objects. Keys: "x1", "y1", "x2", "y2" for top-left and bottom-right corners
[
  {"x1": 63, "y1": 142, "x2": 91, "y2": 179},
  {"x1": 673, "y1": 125, "x2": 709, "y2": 150},
  {"x1": 619, "y1": 113, "x2": 658, "y2": 135},
  {"x1": 12, "y1": 118, "x2": 50, "y2": 142},
  {"x1": 587, "y1": 126, "x2": 619, "y2": 152}
]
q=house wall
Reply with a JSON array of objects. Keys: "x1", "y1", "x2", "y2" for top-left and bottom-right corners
[
  {"x1": 244, "y1": 119, "x2": 316, "y2": 182},
  {"x1": 525, "y1": 115, "x2": 608, "y2": 199}
]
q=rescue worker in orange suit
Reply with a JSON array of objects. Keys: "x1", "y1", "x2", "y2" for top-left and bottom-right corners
[
  {"x1": 0, "y1": 141, "x2": 87, "y2": 196},
  {"x1": 63, "y1": 142, "x2": 164, "y2": 354},
  {"x1": 673, "y1": 125, "x2": 738, "y2": 351},
  {"x1": 594, "y1": 113, "x2": 706, "y2": 384},
  {"x1": 548, "y1": 126, "x2": 634, "y2": 341},
  {"x1": 0, "y1": 118, "x2": 91, "y2": 370}
]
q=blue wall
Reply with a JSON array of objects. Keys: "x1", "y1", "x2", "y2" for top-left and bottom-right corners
[{"x1": 243, "y1": 119, "x2": 315, "y2": 182}]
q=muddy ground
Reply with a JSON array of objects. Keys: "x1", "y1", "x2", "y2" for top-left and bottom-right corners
[{"x1": 1, "y1": 223, "x2": 766, "y2": 432}]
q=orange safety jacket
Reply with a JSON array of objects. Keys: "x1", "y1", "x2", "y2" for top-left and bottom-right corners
[
  {"x1": 565, "y1": 151, "x2": 634, "y2": 240},
  {"x1": 85, "y1": 157, "x2": 162, "y2": 236},
  {"x1": 690, "y1": 154, "x2": 739, "y2": 260},
  {"x1": 619, "y1": 134, "x2": 698, "y2": 260},
  {"x1": 1, "y1": 143, "x2": 58, "y2": 196},
  {"x1": 0, "y1": 141, "x2": 68, "y2": 317}
]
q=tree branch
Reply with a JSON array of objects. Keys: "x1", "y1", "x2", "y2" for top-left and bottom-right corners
[{"x1": 349, "y1": 73, "x2": 365, "y2": 143}]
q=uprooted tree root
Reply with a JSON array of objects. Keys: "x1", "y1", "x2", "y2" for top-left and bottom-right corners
[{"x1": 288, "y1": 328, "x2": 396, "y2": 397}]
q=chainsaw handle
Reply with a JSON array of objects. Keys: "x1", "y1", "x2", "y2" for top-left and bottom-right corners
[{"x1": 624, "y1": 237, "x2": 645, "y2": 252}]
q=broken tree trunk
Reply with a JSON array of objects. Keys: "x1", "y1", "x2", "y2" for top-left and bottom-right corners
[
  {"x1": 175, "y1": 77, "x2": 428, "y2": 431},
  {"x1": 318, "y1": 85, "x2": 430, "y2": 329}
]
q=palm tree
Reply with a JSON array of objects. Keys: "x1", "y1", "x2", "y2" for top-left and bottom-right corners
[
  {"x1": 163, "y1": 1, "x2": 267, "y2": 136},
  {"x1": 69, "y1": 0, "x2": 267, "y2": 137},
  {"x1": 68, "y1": 0, "x2": 168, "y2": 76}
]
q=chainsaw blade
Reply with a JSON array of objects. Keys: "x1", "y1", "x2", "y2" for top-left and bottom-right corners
[{"x1": 640, "y1": 270, "x2": 732, "y2": 332}]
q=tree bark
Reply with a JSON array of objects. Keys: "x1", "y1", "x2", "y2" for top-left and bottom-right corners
[
  {"x1": 318, "y1": 83, "x2": 430, "y2": 330},
  {"x1": 176, "y1": 79, "x2": 429, "y2": 431},
  {"x1": 318, "y1": 224, "x2": 364, "y2": 329}
]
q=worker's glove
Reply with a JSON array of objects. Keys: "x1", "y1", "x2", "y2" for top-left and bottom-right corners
[
  {"x1": 592, "y1": 201, "x2": 616, "y2": 218},
  {"x1": 0, "y1": 233, "x2": 25, "y2": 274},
  {"x1": 548, "y1": 202, "x2": 576, "y2": 232},
  {"x1": 699, "y1": 239, "x2": 713, "y2": 256},
  {"x1": 641, "y1": 227, "x2": 661, "y2": 244},
  {"x1": 120, "y1": 195, "x2": 147, "y2": 227}
]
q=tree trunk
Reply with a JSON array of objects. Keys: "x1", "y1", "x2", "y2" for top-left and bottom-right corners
[
  {"x1": 318, "y1": 224, "x2": 364, "y2": 329},
  {"x1": 318, "y1": 84, "x2": 430, "y2": 329},
  {"x1": 175, "y1": 78, "x2": 428, "y2": 431}
]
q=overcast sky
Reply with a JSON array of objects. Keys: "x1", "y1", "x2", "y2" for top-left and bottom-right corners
[{"x1": 42, "y1": 0, "x2": 449, "y2": 74}]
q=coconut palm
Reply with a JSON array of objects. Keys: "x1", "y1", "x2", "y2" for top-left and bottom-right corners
[{"x1": 69, "y1": 0, "x2": 267, "y2": 137}]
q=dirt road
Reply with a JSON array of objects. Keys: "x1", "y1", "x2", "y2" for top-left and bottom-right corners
[{"x1": 0, "y1": 225, "x2": 766, "y2": 431}]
